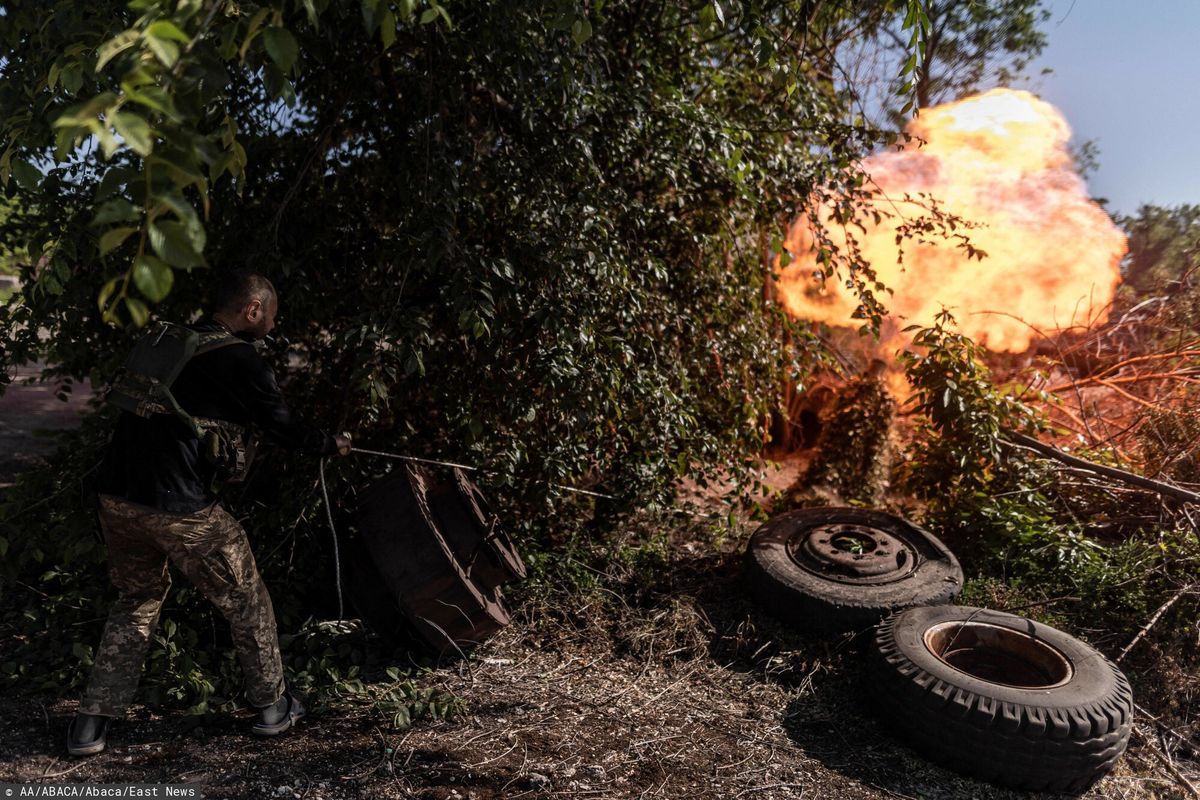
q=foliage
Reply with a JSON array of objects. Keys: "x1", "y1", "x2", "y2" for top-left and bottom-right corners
[
  {"x1": 830, "y1": 0, "x2": 1049, "y2": 126},
  {"x1": 1119, "y1": 203, "x2": 1200, "y2": 297},
  {"x1": 0, "y1": 413, "x2": 113, "y2": 694},
  {"x1": 0, "y1": 0, "x2": 1067, "y2": 715},
  {"x1": 901, "y1": 311, "x2": 1200, "y2": 673},
  {"x1": 0, "y1": 0, "x2": 939, "y2": 709},
  {"x1": 282, "y1": 626, "x2": 464, "y2": 729},
  {"x1": 0, "y1": 195, "x2": 26, "y2": 273},
  {"x1": 0, "y1": 0, "x2": 912, "y2": 516},
  {"x1": 0, "y1": 419, "x2": 460, "y2": 725},
  {"x1": 899, "y1": 309, "x2": 1053, "y2": 538},
  {"x1": 907, "y1": 0, "x2": 1049, "y2": 109}
]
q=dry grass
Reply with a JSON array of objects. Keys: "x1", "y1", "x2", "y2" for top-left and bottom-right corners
[{"x1": 2, "y1": 519, "x2": 1198, "y2": 799}]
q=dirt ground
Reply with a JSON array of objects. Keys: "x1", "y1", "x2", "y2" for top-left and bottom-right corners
[
  {"x1": 1, "y1": 379, "x2": 1197, "y2": 799},
  {"x1": 0, "y1": 588, "x2": 1192, "y2": 800},
  {"x1": 0, "y1": 365, "x2": 93, "y2": 487}
]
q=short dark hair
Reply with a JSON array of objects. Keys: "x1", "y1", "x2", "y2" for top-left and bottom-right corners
[{"x1": 210, "y1": 270, "x2": 275, "y2": 313}]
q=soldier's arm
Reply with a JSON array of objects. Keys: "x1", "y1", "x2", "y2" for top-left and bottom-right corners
[{"x1": 236, "y1": 350, "x2": 338, "y2": 456}]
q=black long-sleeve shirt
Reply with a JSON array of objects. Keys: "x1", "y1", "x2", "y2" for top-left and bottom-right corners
[{"x1": 99, "y1": 318, "x2": 336, "y2": 512}]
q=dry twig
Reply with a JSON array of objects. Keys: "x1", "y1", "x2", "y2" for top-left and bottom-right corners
[
  {"x1": 1117, "y1": 581, "x2": 1200, "y2": 664},
  {"x1": 1134, "y1": 726, "x2": 1200, "y2": 799}
]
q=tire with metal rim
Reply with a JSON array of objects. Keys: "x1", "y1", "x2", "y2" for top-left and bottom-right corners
[
  {"x1": 744, "y1": 507, "x2": 962, "y2": 633},
  {"x1": 868, "y1": 605, "x2": 1134, "y2": 793}
]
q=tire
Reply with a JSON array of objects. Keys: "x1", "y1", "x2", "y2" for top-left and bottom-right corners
[
  {"x1": 868, "y1": 605, "x2": 1134, "y2": 794},
  {"x1": 744, "y1": 507, "x2": 962, "y2": 633}
]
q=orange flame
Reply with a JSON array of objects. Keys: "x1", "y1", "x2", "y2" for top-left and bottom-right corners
[{"x1": 776, "y1": 88, "x2": 1127, "y2": 353}]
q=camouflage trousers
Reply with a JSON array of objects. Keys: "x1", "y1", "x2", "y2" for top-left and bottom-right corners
[{"x1": 78, "y1": 495, "x2": 285, "y2": 717}]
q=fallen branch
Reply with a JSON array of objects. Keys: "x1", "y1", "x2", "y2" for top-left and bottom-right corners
[
  {"x1": 1133, "y1": 726, "x2": 1200, "y2": 799},
  {"x1": 1089, "y1": 377, "x2": 1174, "y2": 413},
  {"x1": 1048, "y1": 371, "x2": 1200, "y2": 393},
  {"x1": 1117, "y1": 581, "x2": 1200, "y2": 664},
  {"x1": 1002, "y1": 431, "x2": 1200, "y2": 505},
  {"x1": 1084, "y1": 348, "x2": 1200, "y2": 382}
]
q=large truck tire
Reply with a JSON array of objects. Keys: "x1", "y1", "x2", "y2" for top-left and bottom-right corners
[
  {"x1": 868, "y1": 605, "x2": 1134, "y2": 794},
  {"x1": 744, "y1": 507, "x2": 962, "y2": 633}
]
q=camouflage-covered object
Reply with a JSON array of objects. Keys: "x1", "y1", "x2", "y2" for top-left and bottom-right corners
[
  {"x1": 785, "y1": 365, "x2": 896, "y2": 507},
  {"x1": 78, "y1": 495, "x2": 284, "y2": 717}
]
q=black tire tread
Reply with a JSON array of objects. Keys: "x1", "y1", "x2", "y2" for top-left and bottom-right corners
[{"x1": 869, "y1": 610, "x2": 1134, "y2": 793}]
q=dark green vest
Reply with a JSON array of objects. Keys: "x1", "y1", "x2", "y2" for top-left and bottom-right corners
[{"x1": 108, "y1": 322, "x2": 256, "y2": 482}]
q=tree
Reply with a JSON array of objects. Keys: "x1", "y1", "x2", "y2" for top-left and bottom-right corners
[
  {"x1": 910, "y1": 0, "x2": 1049, "y2": 109},
  {"x1": 831, "y1": 0, "x2": 1049, "y2": 124},
  {"x1": 1120, "y1": 204, "x2": 1200, "y2": 296},
  {"x1": 0, "y1": 0, "x2": 927, "y2": 704}
]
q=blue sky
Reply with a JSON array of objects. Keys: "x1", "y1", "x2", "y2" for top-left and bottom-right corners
[{"x1": 1030, "y1": 0, "x2": 1200, "y2": 215}]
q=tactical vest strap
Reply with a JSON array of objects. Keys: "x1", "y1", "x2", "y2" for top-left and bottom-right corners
[
  {"x1": 138, "y1": 400, "x2": 247, "y2": 437},
  {"x1": 107, "y1": 323, "x2": 257, "y2": 483},
  {"x1": 195, "y1": 331, "x2": 250, "y2": 355}
]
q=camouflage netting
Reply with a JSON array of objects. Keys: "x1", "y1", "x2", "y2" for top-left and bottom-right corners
[{"x1": 784, "y1": 368, "x2": 896, "y2": 507}]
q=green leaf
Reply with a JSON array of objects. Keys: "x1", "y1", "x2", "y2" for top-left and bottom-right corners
[
  {"x1": 419, "y1": 7, "x2": 438, "y2": 24},
  {"x1": 123, "y1": 83, "x2": 176, "y2": 118},
  {"x1": 571, "y1": 18, "x2": 592, "y2": 46},
  {"x1": 99, "y1": 226, "x2": 137, "y2": 256},
  {"x1": 263, "y1": 63, "x2": 296, "y2": 104},
  {"x1": 149, "y1": 221, "x2": 203, "y2": 268},
  {"x1": 240, "y1": 8, "x2": 271, "y2": 60},
  {"x1": 379, "y1": 7, "x2": 396, "y2": 49},
  {"x1": 145, "y1": 33, "x2": 180, "y2": 68},
  {"x1": 99, "y1": 128, "x2": 120, "y2": 159},
  {"x1": 302, "y1": 0, "x2": 320, "y2": 27},
  {"x1": 92, "y1": 196, "x2": 139, "y2": 225},
  {"x1": 96, "y1": 30, "x2": 141, "y2": 72},
  {"x1": 125, "y1": 296, "x2": 150, "y2": 327},
  {"x1": 113, "y1": 112, "x2": 154, "y2": 156},
  {"x1": 152, "y1": 189, "x2": 199, "y2": 227},
  {"x1": 95, "y1": 166, "x2": 136, "y2": 199},
  {"x1": 98, "y1": 277, "x2": 121, "y2": 313},
  {"x1": 133, "y1": 254, "x2": 174, "y2": 302},
  {"x1": 60, "y1": 62, "x2": 84, "y2": 95},
  {"x1": 10, "y1": 158, "x2": 42, "y2": 192},
  {"x1": 146, "y1": 20, "x2": 191, "y2": 44},
  {"x1": 262, "y1": 27, "x2": 299, "y2": 72}
]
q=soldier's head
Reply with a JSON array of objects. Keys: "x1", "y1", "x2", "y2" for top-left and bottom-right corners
[{"x1": 211, "y1": 270, "x2": 278, "y2": 340}]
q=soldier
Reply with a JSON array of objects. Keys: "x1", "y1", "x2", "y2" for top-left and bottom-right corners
[{"x1": 67, "y1": 270, "x2": 352, "y2": 756}]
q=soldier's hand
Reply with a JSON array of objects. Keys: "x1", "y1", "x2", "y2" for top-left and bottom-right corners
[{"x1": 333, "y1": 433, "x2": 353, "y2": 458}]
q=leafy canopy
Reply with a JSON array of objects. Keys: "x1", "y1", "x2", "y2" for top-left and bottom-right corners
[{"x1": 0, "y1": 0, "x2": 930, "y2": 512}]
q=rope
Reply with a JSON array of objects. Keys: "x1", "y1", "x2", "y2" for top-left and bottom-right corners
[
  {"x1": 318, "y1": 457, "x2": 343, "y2": 622},
  {"x1": 349, "y1": 447, "x2": 478, "y2": 471},
  {"x1": 312, "y1": 443, "x2": 616, "y2": 631},
  {"x1": 349, "y1": 446, "x2": 616, "y2": 499}
]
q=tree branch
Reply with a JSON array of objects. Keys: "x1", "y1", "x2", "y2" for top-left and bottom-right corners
[{"x1": 1002, "y1": 430, "x2": 1200, "y2": 504}]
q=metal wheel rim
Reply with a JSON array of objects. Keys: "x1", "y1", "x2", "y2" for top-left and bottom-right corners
[
  {"x1": 785, "y1": 521, "x2": 920, "y2": 585},
  {"x1": 923, "y1": 620, "x2": 1074, "y2": 689}
]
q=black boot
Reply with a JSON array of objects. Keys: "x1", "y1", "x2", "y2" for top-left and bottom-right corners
[
  {"x1": 251, "y1": 689, "x2": 305, "y2": 736},
  {"x1": 67, "y1": 712, "x2": 110, "y2": 757}
]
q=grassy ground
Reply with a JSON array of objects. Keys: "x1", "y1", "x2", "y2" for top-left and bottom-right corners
[{"x1": 0, "y1": 498, "x2": 1194, "y2": 799}]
